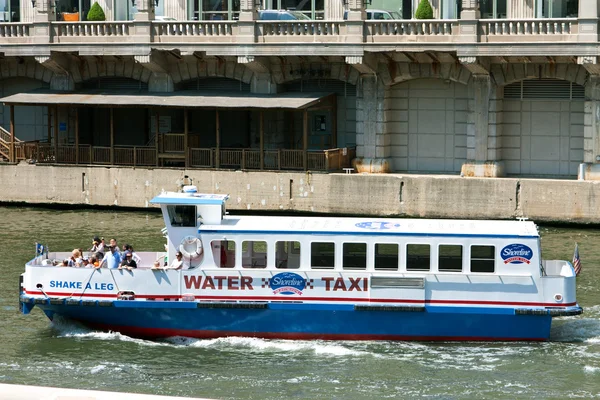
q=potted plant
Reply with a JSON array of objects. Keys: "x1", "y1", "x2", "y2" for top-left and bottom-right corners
[
  {"x1": 87, "y1": 2, "x2": 106, "y2": 21},
  {"x1": 415, "y1": 0, "x2": 434, "y2": 19}
]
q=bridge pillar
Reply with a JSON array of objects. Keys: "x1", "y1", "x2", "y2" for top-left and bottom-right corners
[
  {"x1": 461, "y1": 74, "x2": 505, "y2": 178},
  {"x1": 354, "y1": 75, "x2": 390, "y2": 173},
  {"x1": 579, "y1": 74, "x2": 600, "y2": 180}
]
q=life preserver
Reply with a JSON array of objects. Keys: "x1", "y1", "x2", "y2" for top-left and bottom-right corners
[{"x1": 179, "y1": 236, "x2": 204, "y2": 259}]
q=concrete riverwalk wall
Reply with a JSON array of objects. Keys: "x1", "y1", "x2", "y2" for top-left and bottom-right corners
[{"x1": 0, "y1": 163, "x2": 599, "y2": 224}]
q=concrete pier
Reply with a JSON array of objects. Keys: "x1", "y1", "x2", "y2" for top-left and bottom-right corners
[
  {"x1": 0, "y1": 164, "x2": 599, "y2": 224},
  {"x1": 0, "y1": 383, "x2": 213, "y2": 400}
]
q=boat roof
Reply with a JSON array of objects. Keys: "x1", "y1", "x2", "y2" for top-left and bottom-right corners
[
  {"x1": 201, "y1": 216, "x2": 540, "y2": 238},
  {"x1": 150, "y1": 192, "x2": 229, "y2": 205}
]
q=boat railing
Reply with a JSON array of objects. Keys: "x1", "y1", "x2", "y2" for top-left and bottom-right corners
[{"x1": 542, "y1": 260, "x2": 573, "y2": 276}]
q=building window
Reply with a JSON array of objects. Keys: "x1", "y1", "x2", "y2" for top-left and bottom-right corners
[
  {"x1": 343, "y1": 243, "x2": 367, "y2": 270},
  {"x1": 242, "y1": 241, "x2": 267, "y2": 268},
  {"x1": 0, "y1": 0, "x2": 20, "y2": 22},
  {"x1": 537, "y1": 0, "x2": 578, "y2": 17},
  {"x1": 190, "y1": 0, "x2": 241, "y2": 20},
  {"x1": 481, "y1": 0, "x2": 507, "y2": 18},
  {"x1": 471, "y1": 245, "x2": 496, "y2": 273},
  {"x1": 211, "y1": 240, "x2": 235, "y2": 268},
  {"x1": 275, "y1": 241, "x2": 301, "y2": 269},
  {"x1": 440, "y1": 0, "x2": 462, "y2": 19},
  {"x1": 438, "y1": 245, "x2": 463, "y2": 272},
  {"x1": 167, "y1": 205, "x2": 196, "y2": 227},
  {"x1": 375, "y1": 243, "x2": 399, "y2": 271},
  {"x1": 407, "y1": 244, "x2": 430, "y2": 271},
  {"x1": 311, "y1": 242, "x2": 335, "y2": 269}
]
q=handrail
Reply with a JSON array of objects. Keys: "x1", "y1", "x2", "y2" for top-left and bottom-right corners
[{"x1": 0, "y1": 125, "x2": 22, "y2": 144}]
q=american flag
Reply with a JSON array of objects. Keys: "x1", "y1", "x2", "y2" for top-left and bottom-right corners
[{"x1": 572, "y1": 243, "x2": 582, "y2": 276}]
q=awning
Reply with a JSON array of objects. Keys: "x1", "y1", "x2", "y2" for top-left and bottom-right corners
[{"x1": 0, "y1": 90, "x2": 334, "y2": 110}]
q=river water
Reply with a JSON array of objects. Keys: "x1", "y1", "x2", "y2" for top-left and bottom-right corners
[{"x1": 0, "y1": 207, "x2": 598, "y2": 399}]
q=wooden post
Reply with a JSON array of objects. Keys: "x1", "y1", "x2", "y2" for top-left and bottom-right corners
[
  {"x1": 155, "y1": 109, "x2": 160, "y2": 167},
  {"x1": 184, "y1": 108, "x2": 189, "y2": 168},
  {"x1": 54, "y1": 106, "x2": 59, "y2": 162},
  {"x1": 331, "y1": 95, "x2": 337, "y2": 149},
  {"x1": 47, "y1": 107, "x2": 52, "y2": 144},
  {"x1": 259, "y1": 110, "x2": 264, "y2": 170},
  {"x1": 9, "y1": 105, "x2": 15, "y2": 163},
  {"x1": 75, "y1": 107, "x2": 79, "y2": 165},
  {"x1": 110, "y1": 108, "x2": 114, "y2": 165},
  {"x1": 303, "y1": 109, "x2": 308, "y2": 170},
  {"x1": 215, "y1": 109, "x2": 220, "y2": 169}
]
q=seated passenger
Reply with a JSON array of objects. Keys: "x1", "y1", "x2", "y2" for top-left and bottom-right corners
[
  {"x1": 70, "y1": 249, "x2": 82, "y2": 267},
  {"x1": 89, "y1": 255, "x2": 99, "y2": 268},
  {"x1": 123, "y1": 244, "x2": 141, "y2": 264},
  {"x1": 81, "y1": 256, "x2": 91, "y2": 268},
  {"x1": 119, "y1": 252, "x2": 138, "y2": 270},
  {"x1": 169, "y1": 251, "x2": 185, "y2": 270},
  {"x1": 60, "y1": 259, "x2": 70, "y2": 267},
  {"x1": 151, "y1": 260, "x2": 162, "y2": 270}
]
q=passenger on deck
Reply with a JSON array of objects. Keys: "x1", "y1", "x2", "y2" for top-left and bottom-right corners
[
  {"x1": 123, "y1": 244, "x2": 141, "y2": 264},
  {"x1": 151, "y1": 260, "x2": 162, "y2": 270},
  {"x1": 97, "y1": 245, "x2": 121, "y2": 269},
  {"x1": 81, "y1": 256, "x2": 91, "y2": 268},
  {"x1": 119, "y1": 251, "x2": 138, "y2": 270},
  {"x1": 69, "y1": 249, "x2": 82, "y2": 267},
  {"x1": 169, "y1": 251, "x2": 185, "y2": 270},
  {"x1": 89, "y1": 255, "x2": 99, "y2": 268},
  {"x1": 109, "y1": 238, "x2": 120, "y2": 253},
  {"x1": 90, "y1": 236, "x2": 104, "y2": 258},
  {"x1": 60, "y1": 259, "x2": 69, "y2": 267}
]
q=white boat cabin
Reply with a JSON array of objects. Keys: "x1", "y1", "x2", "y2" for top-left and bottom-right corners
[{"x1": 152, "y1": 187, "x2": 551, "y2": 278}]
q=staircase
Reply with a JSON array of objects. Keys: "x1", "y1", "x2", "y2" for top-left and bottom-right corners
[{"x1": 0, "y1": 126, "x2": 23, "y2": 162}]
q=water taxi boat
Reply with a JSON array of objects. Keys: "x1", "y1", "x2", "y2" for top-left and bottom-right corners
[{"x1": 19, "y1": 187, "x2": 583, "y2": 341}]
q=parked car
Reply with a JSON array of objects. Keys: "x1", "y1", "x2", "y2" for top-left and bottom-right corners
[
  {"x1": 155, "y1": 16, "x2": 177, "y2": 21},
  {"x1": 258, "y1": 10, "x2": 311, "y2": 21},
  {"x1": 343, "y1": 9, "x2": 402, "y2": 20}
]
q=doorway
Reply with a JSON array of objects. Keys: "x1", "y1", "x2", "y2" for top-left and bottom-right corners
[{"x1": 308, "y1": 110, "x2": 332, "y2": 150}]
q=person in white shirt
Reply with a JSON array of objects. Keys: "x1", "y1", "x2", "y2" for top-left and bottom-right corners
[{"x1": 169, "y1": 251, "x2": 185, "y2": 270}]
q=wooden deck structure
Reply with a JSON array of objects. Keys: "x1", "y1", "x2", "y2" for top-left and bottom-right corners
[{"x1": 1, "y1": 90, "x2": 356, "y2": 172}]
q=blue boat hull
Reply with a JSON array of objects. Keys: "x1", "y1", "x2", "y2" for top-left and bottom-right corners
[{"x1": 31, "y1": 301, "x2": 553, "y2": 341}]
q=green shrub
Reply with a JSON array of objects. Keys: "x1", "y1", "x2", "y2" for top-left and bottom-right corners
[
  {"x1": 415, "y1": 0, "x2": 434, "y2": 19},
  {"x1": 87, "y1": 2, "x2": 106, "y2": 21}
]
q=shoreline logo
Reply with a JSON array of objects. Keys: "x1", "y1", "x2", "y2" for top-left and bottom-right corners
[
  {"x1": 355, "y1": 221, "x2": 401, "y2": 230},
  {"x1": 501, "y1": 244, "x2": 533, "y2": 264},
  {"x1": 269, "y1": 272, "x2": 305, "y2": 295}
]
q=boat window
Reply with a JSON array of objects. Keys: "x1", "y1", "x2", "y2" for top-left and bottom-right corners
[
  {"x1": 211, "y1": 240, "x2": 236, "y2": 268},
  {"x1": 311, "y1": 242, "x2": 335, "y2": 269},
  {"x1": 471, "y1": 245, "x2": 495, "y2": 273},
  {"x1": 406, "y1": 244, "x2": 431, "y2": 271},
  {"x1": 343, "y1": 243, "x2": 367, "y2": 270},
  {"x1": 242, "y1": 240, "x2": 267, "y2": 268},
  {"x1": 375, "y1": 243, "x2": 399, "y2": 270},
  {"x1": 167, "y1": 205, "x2": 196, "y2": 227},
  {"x1": 275, "y1": 241, "x2": 301, "y2": 269},
  {"x1": 438, "y1": 245, "x2": 463, "y2": 272}
]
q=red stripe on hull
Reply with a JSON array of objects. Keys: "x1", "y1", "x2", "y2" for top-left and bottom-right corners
[
  {"x1": 82, "y1": 323, "x2": 547, "y2": 342},
  {"x1": 23, "y1": 289, "x2": 576, "y2": 308}
]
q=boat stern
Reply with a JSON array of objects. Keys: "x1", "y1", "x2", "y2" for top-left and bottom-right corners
[{"x1": 540, "y1": 260, "x2": 583, "y2": 317}]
